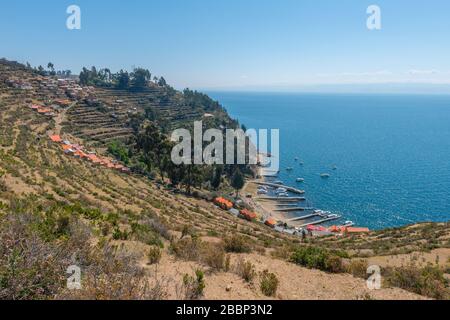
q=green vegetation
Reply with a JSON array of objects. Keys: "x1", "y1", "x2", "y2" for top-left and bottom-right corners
[
  {"x1": 182, "y1": 269, "x2": 206, "y2": 300},
  {"x1": 0, "y1": 204, "x2": 167, "y2": 300},
  {"x1": 224, "y1": 234, "x2": 252, "y2": 253},
  {"x1": 231, "y1": 168, "x2": 245, "y2": 198},
  {"x1": 79, "y1": 66, "x2": 155, "y2": 91},
  {"x1": 290, "y1": 246, "x2": 344, "y2": 273},
  {"x1": 384, "y1": 264, "x2": 449, "y2": 300},
  {"x1": 259, "y1": 270, "x2": 279, "y2": 297},
  {"x1": 347, "y1": 259, "x2": 369, "y2": 279},
  {"x1": 235, "y1": 258, "x2": 256, "y2": 283},
  {"x1": 108, "y1": 141, "x2": 130, "y2": 165},
  {"x1": 147, "y1": 246, "x2": 162, "y2": 265}
]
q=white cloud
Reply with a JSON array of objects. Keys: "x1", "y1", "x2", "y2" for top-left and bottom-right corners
[{"x1": 407, "y1": 69, "x2": 439, "y2": 75}]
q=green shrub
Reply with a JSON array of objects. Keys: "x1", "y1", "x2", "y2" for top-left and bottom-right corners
[
  {"x1": 290, "y1": 246, "x2": 343, "y2": 273},
  {"x1": 131, "y1": 222, "x2": 163, "y2": 247},
  {"x1": 170, "y1": 237, "x2": 201, "y2": 261},
  {"x1": 147, "y1": 246, "x2": 162, "y2": 265},
  {"x1": 384, "y1": 264, "x2": 449, "y2": 300},
  {"x1": 325, "y1": 255, "x2": 344, "y2": 273},
  {"x1": 259, "y1": 270, "x2": 279, "y2": 297},
  {"x1": 112, "y1": 227, "x2": 129, "y2": 240},
  {"x1": 201, "y1": 243, "x2": 225, "y2": 271},
  {"x1": 182, "y1": 269, "x2": 206, "y2": 300},
  {"x1": 347, "y1": 259, "x2": 369, "y2": 279},
  {"x1": 235, "y1": 258, "x2": 256, "y2": 283},
  {"x1": 224, "y1": 234, "x2": 251, "y2": 253}
]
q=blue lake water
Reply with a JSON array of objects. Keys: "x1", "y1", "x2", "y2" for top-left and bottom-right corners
[{"x1": 207, "y1": 92, "x2": 450, "y2": 229}]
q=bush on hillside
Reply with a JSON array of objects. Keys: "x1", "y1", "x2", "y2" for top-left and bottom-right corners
[
  {"x1": 201, "y1": 243, "x2": 226, "y2": 271},
  {"x1": 224, "y1": 234, "x2": 251, "y2": 253},
  {"x1": 290, "y1": 246, "x2": 344, "y2": 273},
  {"x1": 259, "y1": 270, "x2": 279, "y2": 297},
  {"x1": 347, "y1": 259, "x2": 369, "y2": 279},
  {"x1": 182, "y1": 269, "x2": 205, "y2": 300},
  {"x1": 147, "y1": 246, "x2": 162, "y2": 265},
  {"x1": 384, "y1": 264, "x2": 449, "y2": 300},
  {"x1": 235, "y1": 258, "x2": 256, "y2": 283}
]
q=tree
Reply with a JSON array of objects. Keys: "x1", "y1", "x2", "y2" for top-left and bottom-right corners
[
  {"x1": 182, "y1": 164, "x2": 203, "y2": 195},
  {"x1": 115, "y1": 70, "x2": 130, "y2": 89},
  {"x1": 131, "y1": 68, "x2": 151, "y2": 90},
  {"x1": 79, "y1": 67, "x2": 91, "y2": 86},
  {"x1": 37, "y1": 65, "x2": 45, "y2": 75},
  {"x1": 158, "y1": 77, "x2": 167, "y2": 87},
  {"x1": 211, "y1": 166, "x2": 223, "y2": 190},
  {"x1": 136, "y1": 121, "x2": 163, "y2": 173},
  {"x1": 231, "y1": 168, "x2": 245, "y2": 198},
  {"x1": 47, "y1": 62, "x2": 55, "y2": 75},
  {"x1": 167, "y1": 162, "x2": 185, "y2": 187}
]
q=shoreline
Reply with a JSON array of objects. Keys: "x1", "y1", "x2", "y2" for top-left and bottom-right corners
[{"x1": 245, "y1": 159, "x2": 304, "y2": 226}]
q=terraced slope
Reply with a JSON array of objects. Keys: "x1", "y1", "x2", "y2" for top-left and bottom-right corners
[{"x1": 64, "y1": 85, "x2": 234, "y2": 147}]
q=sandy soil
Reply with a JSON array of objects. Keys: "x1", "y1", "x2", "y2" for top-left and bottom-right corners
[
  {"x1": 144, "y1": 249, "x2": 428, "y2": 300},
  {"x1": 368, "y1": 248, "x2": 450, "y2": 269}
]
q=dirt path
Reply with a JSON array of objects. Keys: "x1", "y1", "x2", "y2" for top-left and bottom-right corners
[{"x1": 53, "y1": 105, "x2": 70, "y2": 135}]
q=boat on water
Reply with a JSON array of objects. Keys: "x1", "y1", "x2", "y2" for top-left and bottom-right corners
[
  {"x1": 320, "y1": 173, "x2": 330, "y2": 178},
  {"x1": 296, "y1": 178, "x2": 304, "y2": 183},
  {"x1": 257, "y1": 189, "x2": 268, "y2": 195},
  {"x1": 286, "y1": 167, "x2": 293, "y2": 171},
  {"x1": 277, "y1": 192, "x2": 290, "y2": 197},
  {"x1": 332, "y1": 165, "x2": 337, "y2": 170},
  {"x1": 273, "y1": 180, "x2": 284, "y2": 185},
  {"x1": 314, "y1": 209, "x2": 332, "y2": 216},
  {"x1": 275, "y1": 187, "x2": 287, "y2": 193},
  {"x1": 294, "y1": 157, "x2": 299, "y2": 161}
]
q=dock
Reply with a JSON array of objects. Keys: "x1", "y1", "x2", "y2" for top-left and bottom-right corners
[
  {"x1": 274, "y1": 207, "x2": 314, "y2": 212},
  {"x1": 296, "y1": 215, "x2": 342, "y2": 228},
  {"x1": 252, "y1": 182, "x2": 305, "y2": 194},
  {"x1": 276, "y1": 203, "x2": 304, "y2": 207},
  {"x1": 257, "y1": 196, "x2": 306, "y2": 202},
  {"x1": 286, "y1": 213, "x2": 321, "y2": 221}
]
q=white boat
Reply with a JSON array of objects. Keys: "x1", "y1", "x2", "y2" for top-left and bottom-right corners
[
  {"x1": 257, "y1": 189, "x2": 268, "y2": 195},
  {"x1": 275, "y1": 187, "x2": 287, "y2": 193},
  {"x1": 274, "y1": 180, "x2": 284, "y2": 185},
  {"x1": 277, "y1": 192, "x2": 289, "y2": 197},
  {"x1": 320, "y1": 173, "x2": 330, "y2": 178},
  {"x1": 314, "y1": 209, "x2": 332, "y2": 216},
  {"x1": 286, "y1": 167, "x2": 293, "y2": 171},
  {"x1": 296, "y1": 178, "x2": 304, "y2": 183}
]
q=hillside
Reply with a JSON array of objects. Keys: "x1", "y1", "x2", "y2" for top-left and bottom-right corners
[{"x1": 0, "y1": 59, "x2": 449, "y2": 300}]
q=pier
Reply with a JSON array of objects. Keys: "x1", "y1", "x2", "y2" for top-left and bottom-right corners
[
  {"x1": 252, "y1": 182, "x2": 305, "y2": 194},
  {"x1": 257, "y1": 196, "x2": 306, "y2": 202},
  {"x1": 274, "y1": 207, "x2": 314, "y2": 212},
  {"x1": 286, "y1": 213, "x2": 321, "y2": 222},
  {"x1": 296, "y1": 215, "x2": 342, "y2": 228}
]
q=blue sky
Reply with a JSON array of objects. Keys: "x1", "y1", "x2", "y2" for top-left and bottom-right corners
[{"x1": 1, "y1": 0, "x2": 450, "y2": 91}]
